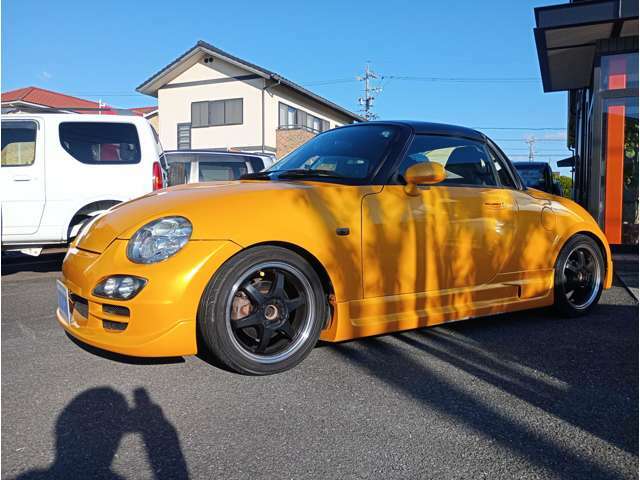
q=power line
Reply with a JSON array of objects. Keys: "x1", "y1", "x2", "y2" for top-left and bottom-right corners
[
  {"x1": 301, "y1": 75, "x2": 541, "y2": 87},
  {"x1": 383, "y1": 75, "x2": 538, "y2": 84},
  {"x1": 473, "y1": 126, "x2": 565, "y2": 130},
  {"x1": 506, "y1": 153, "x2": 570, "y2": 157},
  {"x1": 503, "y1": 148, "x2": 571, "y2": 152},
  {"x1": 302, "y1": 78, "x2": 356, "y2": 86},
  {"x1": 493, "y1": 138, "x2": 567, "y2": 142}
]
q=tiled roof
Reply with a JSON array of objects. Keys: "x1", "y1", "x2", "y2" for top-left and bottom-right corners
[
  {"x1": 1, "y1": 86, "x2": 103, "y2": 112},
  {"x1": 130, "y1": 106, "x2": 158, "y2": 116}
]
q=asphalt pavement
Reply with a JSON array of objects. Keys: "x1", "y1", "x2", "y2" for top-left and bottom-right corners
[{"x1": 1, "y1": 252, "x2": 638, "y2": 480}]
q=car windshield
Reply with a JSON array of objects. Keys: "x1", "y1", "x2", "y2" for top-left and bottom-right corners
[
  {"x1": 515, "y1": 164, "x2": 547, "y2": 189},
  {"x1": 266, "y1": 125, "x2": 401, "y2": 181}
]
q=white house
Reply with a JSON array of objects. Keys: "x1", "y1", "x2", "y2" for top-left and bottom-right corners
[{"x1": 137, "y1": 41, "x2": 362, "y2": 158}]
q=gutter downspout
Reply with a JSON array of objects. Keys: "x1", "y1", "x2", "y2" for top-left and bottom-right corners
[{"x1": 262, "y1": 77, "x2": 281, "y2": 153}]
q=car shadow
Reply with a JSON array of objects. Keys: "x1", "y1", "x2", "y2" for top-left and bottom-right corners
[
  {"x1": 12, "y1": 387, "x2": 189, "y2": 480},
  {"x1": 330, "y1": 302, "x2": 637, "y2": 479},
  {"x1": 66, "y1": 333, "x2": 185, "y2": 365},
  {"x1": 1, "y1": 252, "x2": 65, "y2": 276}
]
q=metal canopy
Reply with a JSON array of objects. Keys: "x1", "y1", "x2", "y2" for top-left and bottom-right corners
[{"x1": 534, "y1": 0, "x2": 639, "y2": 92}]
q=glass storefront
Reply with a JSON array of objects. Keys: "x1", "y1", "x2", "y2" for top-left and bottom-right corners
[{"x1": 599, "y1": 52, "x2": 639, "y2": 245}]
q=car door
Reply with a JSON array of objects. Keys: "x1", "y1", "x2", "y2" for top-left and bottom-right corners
[
  {"x1": 362, "y1": 134, "x2": 518, "y2": 301},
  {"x1": 0, "y1": 119, "x2": 46, "y2": 237}
]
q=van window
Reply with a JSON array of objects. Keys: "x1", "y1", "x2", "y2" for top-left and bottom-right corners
[
  {"x1": 59, "y1": 122, "x2": 141, "y2": 164},
  {"x1": 2, "y1": 121, "x2": 37, "y2": 166},
  {"x1": 199, "y1": 161, "x2": 248, "y2": 181}
]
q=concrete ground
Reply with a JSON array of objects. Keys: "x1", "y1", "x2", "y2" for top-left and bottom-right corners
[{"x1": 1, "y1": 252, "x2": 638, "y2": 480}]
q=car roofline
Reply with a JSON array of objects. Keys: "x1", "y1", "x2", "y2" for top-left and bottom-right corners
[{"x1": 333, "y1": 120, "x2": 486, "y2": 142}]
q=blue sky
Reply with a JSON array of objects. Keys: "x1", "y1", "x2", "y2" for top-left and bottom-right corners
[{"x1": 2, "y1": 0, "x2": 573, "y2": 170}]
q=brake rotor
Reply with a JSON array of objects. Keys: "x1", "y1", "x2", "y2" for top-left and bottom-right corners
[{"x1": 230, "y1": 279, "x2": 271, "y2": 320}]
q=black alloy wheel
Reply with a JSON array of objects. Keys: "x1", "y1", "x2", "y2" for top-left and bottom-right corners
[{"x1": 198, "y1": 246, "x2": 326, "y2": 375}]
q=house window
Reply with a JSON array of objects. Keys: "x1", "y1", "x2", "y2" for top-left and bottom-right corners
[
  {"x1": 177, "y1": 123, "x2": 191, "y2": 150},
  {"x1": 191, "y1": 98, "x2": 243, "y2": 127},
  {"x1": 278, "y1": 102, "x2": 330, "y2": 133}
]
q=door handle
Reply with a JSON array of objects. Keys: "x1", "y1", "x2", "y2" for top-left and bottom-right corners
[
  {"x1": 484, "y1": 201, "x2": 504, "y2": 209},
  {"x1": 12, "y1": 175, "x2": 33, "y2": 182}
]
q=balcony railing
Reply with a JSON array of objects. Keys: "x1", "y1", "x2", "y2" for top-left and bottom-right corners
[{"x1": 277, "y1": 124, "x2": 323, "y2": 134}]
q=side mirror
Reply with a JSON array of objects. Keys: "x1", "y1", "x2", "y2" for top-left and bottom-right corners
[
  {"x1": 404, "y1": 162, "x2": 446, "y2": 196},
  {"x1": 551, "y1": 181, "x2": 562, "y2": 196}
]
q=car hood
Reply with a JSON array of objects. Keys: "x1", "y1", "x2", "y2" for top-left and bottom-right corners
[{"x1": 75, "y1": 180, "x2": 377, "y2": 253}]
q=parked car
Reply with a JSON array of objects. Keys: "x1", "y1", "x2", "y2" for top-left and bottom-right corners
[
  {"x1": 57, "y1": 121, "x2": 612, "y2": 375},
  {"x1": 165, "y1": 150, "x2": 276, "y2": 186},
  {"x1": 1, "y1": 113, "x2": 167, "y2": 255},
  {"x1": 513, "y1": 161, "x2": 562, "y2": 195}
]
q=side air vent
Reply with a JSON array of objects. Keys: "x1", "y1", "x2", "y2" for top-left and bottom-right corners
[
  {"x1": 103, "y1": 320, "x2": 128, "y2": 331},
  {"x1": 102, "y1": 304, "x2": 130, "y2": 317},
  {"x1": 70, "y1": 294, "x2": 89, "y2": 318}
]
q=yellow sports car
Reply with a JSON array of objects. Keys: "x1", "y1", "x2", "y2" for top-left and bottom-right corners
[{"x1": 57, "y1": 121, "x2": 612, "y2": 374}]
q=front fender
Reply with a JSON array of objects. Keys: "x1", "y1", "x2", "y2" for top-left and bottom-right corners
[{"x1": 550, "y1": 196, "x2": 613, "y2": 289}]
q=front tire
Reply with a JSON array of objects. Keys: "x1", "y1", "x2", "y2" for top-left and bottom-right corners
[
  {"x1": 554, "y1": 234, "x2": 604, "y2": 317},
  {"x1": 198, "y1": 246, "x2": 326, "y2": 375}
]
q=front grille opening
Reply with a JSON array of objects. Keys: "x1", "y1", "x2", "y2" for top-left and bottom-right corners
[
  {"x1": 103, "y1": 320, "x2": 128, "y2": 331},
  {"x1": 70, "y1": 294, "x2": 88, "y2": 318},
  {"x1": 102, "y1": 304, "x2": 130, "y2": 317}
]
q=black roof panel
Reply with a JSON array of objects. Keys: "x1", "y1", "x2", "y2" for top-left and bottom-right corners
[{"x1": 343, "y1": 120, "x2": 486, "y2": 141}]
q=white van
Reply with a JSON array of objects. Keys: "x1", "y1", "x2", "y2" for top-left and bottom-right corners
[{"x1": 1, "y1": 113, "x2": 167, "y2": 254}]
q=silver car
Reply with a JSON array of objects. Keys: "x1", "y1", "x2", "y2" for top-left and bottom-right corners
[{"x1": 165, "y1": 150, "x2": 277, "y2": 186}]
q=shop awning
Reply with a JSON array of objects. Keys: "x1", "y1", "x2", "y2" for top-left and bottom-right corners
[
  {"x1": 557, "y1": 155, "x2": 577, "y2": 167},
  {"x1": 534, "y1": 0, "x2": 638, "y2": 92}
]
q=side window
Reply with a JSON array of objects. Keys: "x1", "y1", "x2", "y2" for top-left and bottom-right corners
[
  {"x1": 487, "y1": 147, "x2": 517, "y2": 189},
  {"x1": 59, "y1": 122, "x2": 141, "y2": 164},
  {"x1": 198, "y1": 160, "x2": 248, "y2": 181},
  {"x1": 166, "y1": 154, "x2": 196, "y2": 186},
  {"x1": 398, "y1": 135, "x2": 498, "y2": 187},
  {"x1": 1, "y1": 121, "x2": 37, "y2": 166}
]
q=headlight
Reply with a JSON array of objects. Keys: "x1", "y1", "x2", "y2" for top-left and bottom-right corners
[
  {"x1": 93, "y1": 275, "x2": 147, "y2": 300},
  {"x1": 127, "y1": 216, "x2": 192, "y2": 264}
]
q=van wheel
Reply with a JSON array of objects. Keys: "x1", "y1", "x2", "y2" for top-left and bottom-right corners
[
  {"x1": 554, "y1": 234, "x2": 604, "y2": 317},
  {"x1": 198, "y1": 246, "x2": 326, "y2": 375}
]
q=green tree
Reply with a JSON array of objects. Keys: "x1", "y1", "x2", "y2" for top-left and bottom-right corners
[{"x1": 552, "y1": 172, "x2": 573, "y2": 198}]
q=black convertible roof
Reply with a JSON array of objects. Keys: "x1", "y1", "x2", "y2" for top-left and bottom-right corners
[{"x1": 345, "y1": 120, "x2": 486, "y2": 141}]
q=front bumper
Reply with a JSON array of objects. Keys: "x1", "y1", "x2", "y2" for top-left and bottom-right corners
[{"x1": 57, "y1": 239, "x2": 241, "y2": 357}]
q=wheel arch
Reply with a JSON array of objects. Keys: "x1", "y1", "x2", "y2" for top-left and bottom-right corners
[
  {"x1": 247, "y1": 240, "x2": 336, "y2": 298},
  {"x1": 238, "y1": 241, "x2": 337, "y2": 329},
  {"x1": 556, "y1": 229, "x2": 612, "y2": 289},
  {"x1": 66, "y1": 200, "x2": 122, "y2": 240}
]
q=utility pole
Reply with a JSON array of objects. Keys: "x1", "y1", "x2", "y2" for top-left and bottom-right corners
[
  {"x1": 357, "y1": 62, "x2": 382, "y2": 121},
  {"x1": 525, "y1": 136, "x2": 536, "y2": 162}
]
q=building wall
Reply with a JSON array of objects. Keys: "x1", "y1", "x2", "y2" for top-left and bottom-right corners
[
  {"x1": 157, "y1": 55, "x2": 356, "y2": 153},
  {"x1": 276, "y1": 128, "x2": 316, "y2": 158},
  {"x1": 158, "y1": 59, "x2": 264, "y2": 151},
  {"x1": 146, "y1": 113, "x2": 159, "y2": 134},
  {"x1": 264, "y1": 86, "x2": 354, "y2": 150}
]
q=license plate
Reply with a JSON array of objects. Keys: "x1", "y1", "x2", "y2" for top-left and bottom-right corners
[{"x1": 56, "y1": 280, "x2": 71, "y2": 325}]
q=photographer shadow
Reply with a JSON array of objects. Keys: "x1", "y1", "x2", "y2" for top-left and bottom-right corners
[{"x1": 15, "y1": 387, "x2": 188, "y2": 480}]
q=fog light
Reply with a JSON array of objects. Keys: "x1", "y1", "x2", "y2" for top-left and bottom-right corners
[{"x1": 93, "y1": 275, "x2": 147, "y2": 300}]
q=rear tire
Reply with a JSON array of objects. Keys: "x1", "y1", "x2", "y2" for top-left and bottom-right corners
[
  {"x1": 554, "y1": 234, "x2": 604, "y2": 317},
  {"x1": 197, "y1": 246, "x2": 326, "y2": 375}
]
